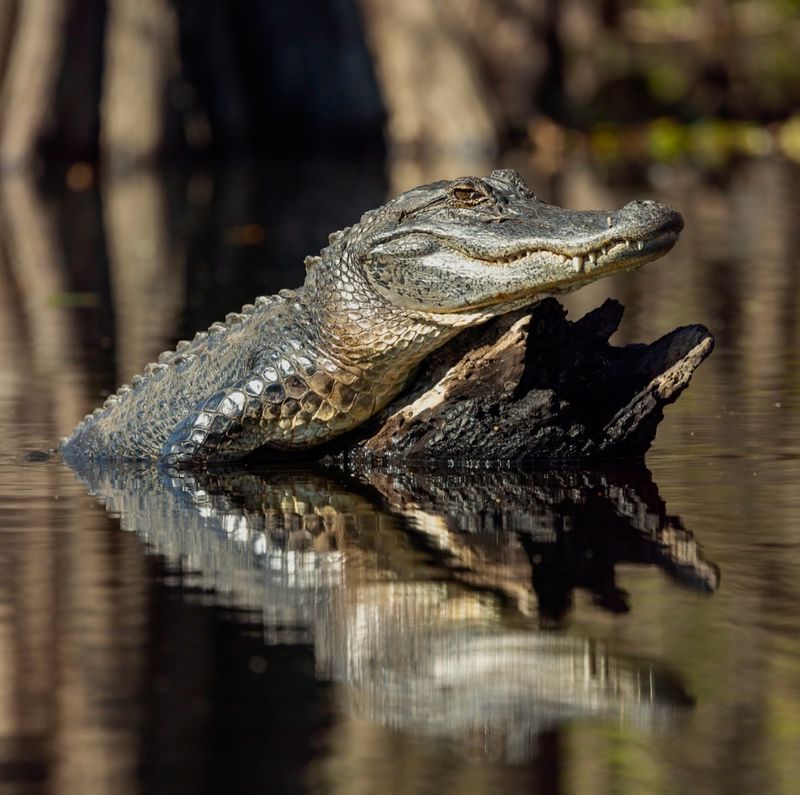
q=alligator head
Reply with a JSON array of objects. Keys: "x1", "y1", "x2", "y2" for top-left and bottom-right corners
[{"x1": 326, "y1": 169, "x2": 682, "y2": 320}]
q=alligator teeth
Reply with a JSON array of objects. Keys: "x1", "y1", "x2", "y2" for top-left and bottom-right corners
[
  {"x1": 637, "y1": 240, "x2": 644, "y2": 251},
  {"x1": 494, "y1": 248, "x2": 539, "y2": 265},
  {"x1": 588, "y1": 252, "x2": 597, "y2": 266},
  {"x1": 572, "y1": 255, "x2": 584, "y2": 273}
]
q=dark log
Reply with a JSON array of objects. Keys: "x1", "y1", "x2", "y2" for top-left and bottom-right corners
[{"x1": 339, "y1": 298, "x2": 713, "y2": 464}]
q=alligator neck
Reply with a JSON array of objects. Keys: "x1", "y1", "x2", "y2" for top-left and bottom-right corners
[{"x1": 303, "y1": 246, "x2": 459, "y2": 373}]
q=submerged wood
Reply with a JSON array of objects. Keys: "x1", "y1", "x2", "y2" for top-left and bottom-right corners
[{"x1": 337, "y1": 298, "x2": 713, "y2": 463}]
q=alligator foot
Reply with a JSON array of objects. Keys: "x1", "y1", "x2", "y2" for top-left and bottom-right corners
[{"x1": 340, "y1": 298, "x2": 713, "y2": 463}]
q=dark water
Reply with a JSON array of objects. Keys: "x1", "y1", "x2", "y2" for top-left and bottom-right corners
[{"x1": 1, "y1": 154, "x2": 799, "y2": 794}]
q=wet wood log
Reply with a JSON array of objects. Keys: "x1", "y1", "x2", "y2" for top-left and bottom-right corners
[{"x1": 339, "y1": 298, "x2": 713, "y2": 463}]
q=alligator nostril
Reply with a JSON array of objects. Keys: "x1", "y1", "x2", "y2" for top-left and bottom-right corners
[
  {"x1": 623, "y1": 199, "x2": 653, "y2": 209},
  {"x1": 670, "y1": 211, "x2": 685, "y2": 233},
  {"x1": 621, "y1": 200, "x2": 683, "y2": 234}
]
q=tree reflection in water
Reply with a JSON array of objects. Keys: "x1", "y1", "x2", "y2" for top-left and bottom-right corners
[{"x1": 65, "y1": 459, "x2": 716, "y2": 763}]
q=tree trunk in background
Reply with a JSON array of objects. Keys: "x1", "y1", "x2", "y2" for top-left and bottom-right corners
[
  {"x1": 358, "y1": 0, "x2": 497, "y2": 175},
  {"x1": 357, "y1": 0, "x2": 552, "y2": 190},
  {"x1": 0, "y1": 175, "x2": 87, "y2": 437},
  {"x1": 0, "y1": 1, "x2": 15, "y2": 82},
  {"x1": 43, "y1": 0, "x2": 107, "y2": 163},
  {"x1": 103, "y1": 170, "x2": 184, "y2": 385},
  {"x1": 101, "y1": 0, "x2": 179, "y2": 170},
  {"x1": 0, "y1": 0, "x2": 67, "y2": 170}
]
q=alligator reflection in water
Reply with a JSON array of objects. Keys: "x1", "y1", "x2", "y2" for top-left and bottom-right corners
[{"x1": 65, "y1": 460, "x2": 717, "y2": 761}]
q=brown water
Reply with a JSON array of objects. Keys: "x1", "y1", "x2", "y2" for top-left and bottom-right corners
[{"x1": 0, "y1": 154, "x2": 799, "y2": 794}]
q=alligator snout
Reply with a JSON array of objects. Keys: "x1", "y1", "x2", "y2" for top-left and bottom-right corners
[{"x1": 619, "y1": 199, "x2": 684, "y2": 236}]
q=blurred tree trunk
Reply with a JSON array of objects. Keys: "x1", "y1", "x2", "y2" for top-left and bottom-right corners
[
  {"x1": 357, "y1": 0, "x2": 553, "y2": 189},
  {"x1": 358, "y1": 0, "x2": 497, "y2": 160},
  {"x1": 100, "y1": 0, "x2": 179, "y2": 170},
  {"x1": 43, "y1": 0, "x2": 107, "y2": 163},
  {"x1": 0, "y1": 0, "x2": 67, "y2": 169},
  {"x1": 103, "y1": 170, "x2": 184, "y2": 385},
  {"x1": 0, "y1": 2, "x2": 14, "y2": 81},
  {"x1": 0, "y1": 175, "x2": 87, "y2": 436}
]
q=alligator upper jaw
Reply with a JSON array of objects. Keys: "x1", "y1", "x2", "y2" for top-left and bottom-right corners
[
  {"x1": 468, "y1": 225, "x2": 678, "y2": 273},
  {"x1": 383, "y1": 197, "x2": 684, "y2": 274},
  {"x1": 447, "y1": 199, "x2": 685, "y2": 275},
  {"x1": 478, "y1": 224, "x2": 682, "y2": 279}
]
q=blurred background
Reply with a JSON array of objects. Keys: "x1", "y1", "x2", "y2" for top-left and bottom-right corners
[
  {"x1": 2, "y1": 2, "x2": 800, "y2": 794},
  {"x1": 2, "y1": 0, "x2": 800, "y2": 399},
  {"x1": 4, "y1": 0, "x2": 800, "y2": 170}
]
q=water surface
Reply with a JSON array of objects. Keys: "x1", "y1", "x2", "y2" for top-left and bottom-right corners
[{"x1": 0, "y1": 155, "x2": 799, "y2": 793}]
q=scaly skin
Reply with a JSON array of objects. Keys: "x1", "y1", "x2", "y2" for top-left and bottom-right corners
[{"x1": 61, "y1": 170, "x2": 683, "y2": 465}]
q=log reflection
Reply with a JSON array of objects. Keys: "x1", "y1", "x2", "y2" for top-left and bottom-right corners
[
  {"x1": 366, "y1": 467, "x2": 720, "y2": 623},
  {"x1": 65, "y1": 459, "x2": 713, "y2": 762}
]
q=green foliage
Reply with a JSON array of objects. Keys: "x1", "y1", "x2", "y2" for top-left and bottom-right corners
[{"x1": 647, "y1": 63, "x2": 689, "y2": 105}]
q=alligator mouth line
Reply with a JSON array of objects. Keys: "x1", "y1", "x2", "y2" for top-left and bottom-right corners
[{"x1": 468, "y1": 229, "x2": 680, "y2": 273}]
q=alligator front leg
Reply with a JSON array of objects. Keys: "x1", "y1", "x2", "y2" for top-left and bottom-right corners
[
  {"x1": 159, "y1": 366, "x2": 359, "y2": 465},
  {"x1": 160, "y1": 378, "x2": 277, "y2": 466}
]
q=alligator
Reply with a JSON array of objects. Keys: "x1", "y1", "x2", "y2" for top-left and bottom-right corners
[{"x1": 61, "y1": 169, "x2": 683, "y2": 465}]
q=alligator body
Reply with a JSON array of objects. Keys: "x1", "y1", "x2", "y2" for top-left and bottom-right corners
[{"x1": 61, "y1": 170, "x2": 682, "y2": 465}]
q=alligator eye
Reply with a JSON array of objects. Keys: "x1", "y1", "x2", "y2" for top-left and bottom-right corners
[{"x1": 449, "y1": 180, "x2": 492, "y2": 208}]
